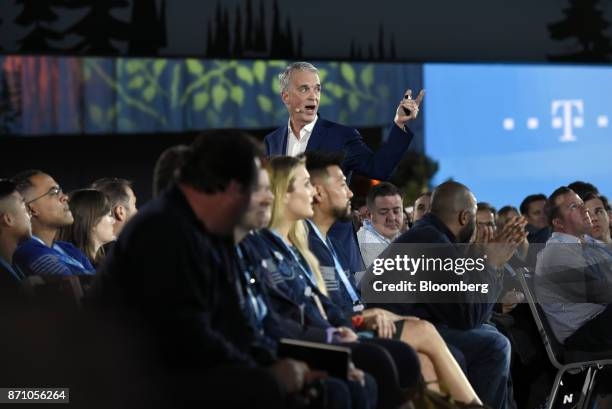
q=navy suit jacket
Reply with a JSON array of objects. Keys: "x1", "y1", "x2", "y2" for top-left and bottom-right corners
[
  {"x1": 264, "y1": 117, "x2": 413, "y2": 181},
  {"x1": 265, "y1": 117, "x2": 414, "y2": 276}
]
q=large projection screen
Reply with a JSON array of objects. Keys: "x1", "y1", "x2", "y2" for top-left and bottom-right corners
[{"x1": 424, "y1": 63, "x2": 612, "y2": 208}]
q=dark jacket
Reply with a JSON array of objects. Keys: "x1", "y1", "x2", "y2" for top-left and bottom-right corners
[
  {"x1": 377, "y1": 213, "x2": 503, "y2": 330},
  {"x1": 94, "y1": 185, "x2": 273, "y2": 371}
]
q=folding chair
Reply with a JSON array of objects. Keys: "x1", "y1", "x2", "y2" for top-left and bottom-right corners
[{"x1": 515, "y1": 266, "x2": 612, "y2": 409}]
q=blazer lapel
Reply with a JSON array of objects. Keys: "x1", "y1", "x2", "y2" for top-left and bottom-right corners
[{"x1": 305, "y1": 117, "x2": 327, "y2": 153}]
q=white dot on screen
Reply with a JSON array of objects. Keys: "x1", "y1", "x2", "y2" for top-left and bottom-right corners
[{"x1": 502, "y1": 118, "x2": 514, "y2": 130}]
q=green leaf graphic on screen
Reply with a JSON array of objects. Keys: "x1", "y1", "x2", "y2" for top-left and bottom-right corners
[
  {"x1": 257, "y1": 95, "x2": 273, "y2": 113},
  {"x1": 193, "y1": 92, "x2": 209, "y2": 111},
  {"x1": 230, "y1": 86, "x2": 245, "y2": 106},
  {"x1": 128, "y1": 76, "x2": 144, "y2": 89},
  {"x1": 143, "y1": 85, "x2": 156, "y2": 101},
  {"x1": 340, "y1": 64, "x2": 355, "y2": 86},
  {"x1": 212, "y1": 85, "x2": 228, "y2": 111},
  {"x1": 154, "y1": 60, "x2": 167, "y2": 76},
  {"x1": 236, "y1": 65, "x2": 254, "y2": 85},
  {"x1": 186, "y1": 59, "x2": 204, "y2": 75},
  {"x1": 254, "y1": 61, "x2": 266, "y2": 84},
  {"x1": 361, "y1": 66, "x2": 374, "y2": 88}
]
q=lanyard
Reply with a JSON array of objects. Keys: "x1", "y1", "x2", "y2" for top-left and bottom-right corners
[
  {"x1": 235, "y1": 246, "x2": 268, "y2": 328},
  {"x1": 268, "y1": 229, "x2": 320, "y2": 289},
  {"x1": 307, "y1": 220, "x2": 363, "y2": 310},
  {"x1": 0, "y1": 256, "x2": 25, "y2": 281},
  {"x1": 31, "y1": 236, "x2": 90, "y2": 272},
  {"x1": 267, "y1": 229, "x2": 329, "y2": 321},
  {"x1": 362, "y1": 219, "x2": 392, "y2": 245}
]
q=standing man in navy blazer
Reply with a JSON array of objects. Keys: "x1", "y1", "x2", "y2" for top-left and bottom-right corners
[{"x1": 265, "y1": 61, "x2": 424, "y2": 277}]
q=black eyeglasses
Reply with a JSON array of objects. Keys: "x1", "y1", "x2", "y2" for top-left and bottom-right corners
[
  {"x1": 26, "y1": 186, "x2": 63, "y2": 205},
  {"x1": 0, "y1": 179, "x2": 16, "y2": 199}
]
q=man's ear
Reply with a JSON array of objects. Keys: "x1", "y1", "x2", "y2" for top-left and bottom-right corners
[
  {"x1": 0, "y1": 212, "x2": 12, "y2": 228},
  {"x1": 552, "y1": 217, "x2": 563, "y2": 231},
  {"x1": 458, "y1": 210, "x2": 469, "y2": 227},
  {"x1": 312, "y1": 185, "x2": 324, "y2": 205},
  {"x1": 114, "y1": 205, "x2": 126, "y2": 222},
  {"x1": 281, "y1": 90, "x2": 290, "y2": 107}
]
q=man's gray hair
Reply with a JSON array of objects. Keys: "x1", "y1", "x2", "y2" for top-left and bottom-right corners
[{"x1": 278, "y1": 62, "x2": 319, "y2": 93}]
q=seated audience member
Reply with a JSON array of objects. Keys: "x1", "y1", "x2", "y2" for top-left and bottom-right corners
[
  {"x1": 535, "y1": 186, "x2": 612, "y2": 351},
  {"x1": 58, "y1": 189, "x2": 116, "y2": 268},
  {"x1": 583, "y1": 192, "x2": 611, "y2": 244},
  {"x1": 152, "y1": 144, "x2": 190, "y2": 197},
  {"x1": 380, "y1": 181, "x2": 527, "y2": 409},
  {"x1": 496, "y1": 206, "x2": 519, "y2": 231},
  {"x1": 0, "y1": 179, "x2": 31, "y2": 286},
  {"x1": 305, "y1": 152, "x2": 482, "y2": 406},
  {"x1": 234, "y1": 162, "x2": 379, "y2": 409},
  {"x1": 567, "y1": 180, "x2": 599, "y2": 199},
  {"x1": 520, "y1": 194, "x2": 550, "y2": 243},
  {"x1": 90, "y1": 178, "x2": 138, "y2": 238},
  {"x1": 94, "y1": 131, "x2": 354, "y2": 409},
  {"x1": 357, "y1": 182, "x2": 404, "y2": 268},
  {"x1": 12, "y1": 170, "x2": 94, "y2": 276},
  {"x1": 412, "y1": 192, "x2": 432, "y2": 224}
]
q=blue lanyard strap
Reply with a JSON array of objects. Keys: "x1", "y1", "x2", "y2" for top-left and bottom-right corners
[
  {"x1": 306, "y1": 220, "x2": 362, "y2": 307},
  {"x1": 362, "y1": 220, "x2": 392, "y2": 244},
  {"x1": 235, "y1": 245, "x2": 268, "y2": 327},
  {"x1": 268, "y1": 229, "x2": 321, "y2": 290}
]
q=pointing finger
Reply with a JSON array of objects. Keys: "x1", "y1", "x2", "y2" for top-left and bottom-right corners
[{"x1": 415, "y1": 89, "x2": 425, "y2": 106}]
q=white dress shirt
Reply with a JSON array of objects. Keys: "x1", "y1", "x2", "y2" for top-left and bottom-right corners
[{"x1": 286, "y1": 116, "x2": 318, "y2": 157}]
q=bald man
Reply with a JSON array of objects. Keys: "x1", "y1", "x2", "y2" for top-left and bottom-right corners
[
  {"x1": 0, "y1": 179, "x2": 31, "y2": 287},
  {"x1": 377, "y1": 181, "x2": 526, "y2": 409}
]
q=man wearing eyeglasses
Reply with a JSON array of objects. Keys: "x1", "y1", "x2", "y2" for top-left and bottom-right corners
[
  {"x1": 11, "y1": 170, "x2": 94, "y2": 276},
  {"x1": 0, "y1": 179, "x2": 31, "y2": 287}
]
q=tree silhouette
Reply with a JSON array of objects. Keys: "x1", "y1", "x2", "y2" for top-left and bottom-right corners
[
  {"x1": 61, "y1": 0, "x2": 130, "y2": 54},
  {"x1": 233, "y1": 4, "x2": 243, "y2": 56},
  {"x1": 296, "y1": 30, "x2": 303, "y2": 58},
  {"x1": 14, "y1": 0, "x2": 64, "y2": 53},
  {"x1": 548, "y1": 0, "x2": 612, "y2": 62},
  {"x1": 128, "y1": 0, "x2": 167, "y2": 56},
  {"x1": 244, "y1": 0, "x2": 254, "y2": 51},
  {"x1": 389, "y1": 34, "x2": 397, "y2": 60},
  {"x1": 254, "y1": 0, "x2": 267, "y2": 52},
  {"x1": 377, "y1": 23, "x2": 385, "y2": 60}
]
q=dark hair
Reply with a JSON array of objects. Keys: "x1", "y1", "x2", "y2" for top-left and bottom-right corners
[
  {"x1": 520, "y1": 194, "x2": 547, "y2": 215},
  {"x1": 11, "y1": 170, "x2": 45, "y2": 195},
  {"x1": 568, "y1": 181, "x2": 599, "y2": 200},
  {"x1": 58, "y1": 189, "x2": 112, "y2": 264},
  {"x1": 498, "y1": 205, "x2": 518, "y2": 218},
  {"x1": 304, "y1": 151, "x2": 345, "y2": 180},
  {"x1": 0, "y1": 179, "x2": 17, "y2": 201},
  {"x1": 546, "y1": 186, "x2": 573, "y2": 226},
  {"x1": 601, "y1": 195, "x2": 611, "y2": 212},
  {"x1": 178, "y1": 130, "x2": 262, "y2": 194},
  {"x1": 366, "y1": 182, "x2": 401, "y2": 209},
  {"x1": 477, "y1": 202, "x2": 497, "y2": 217},
  {"x1": 91, "y1": 178, "x2": 133, "y2": 208},
  {"x1": 152, "y1": 144, "x2": 191, "y2": 197}
]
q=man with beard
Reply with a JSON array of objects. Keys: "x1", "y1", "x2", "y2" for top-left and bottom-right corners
[
  {"x1": 0, "y1": 179, "x2": 31, "y2": 287},
  {"x1": 377, "y1": 181, "x2": 527, "y2": 409},
  {"x1": 357, "y1": 182, "x2": 405, "y2": 269},
  {"x1": 12, "y1": 170, "x2": 94, "y2": 276}
]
